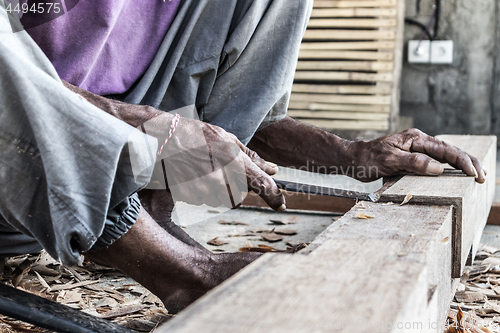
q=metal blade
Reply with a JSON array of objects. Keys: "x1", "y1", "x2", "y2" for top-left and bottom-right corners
[{"x1": 273, "y1": 179, "x2": 379, "y2": 202}]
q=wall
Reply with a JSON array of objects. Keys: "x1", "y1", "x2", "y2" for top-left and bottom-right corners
[{"x1": 401, "y1": 0, "x2": 497, "y2": 137}]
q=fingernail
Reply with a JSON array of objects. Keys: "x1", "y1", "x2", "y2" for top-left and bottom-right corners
[
  {"x1": 278, "y1": 204, "x2": 286, "y2": 212},
  {"x1": 481, "y1": 169, "x2": 486, "y2": 179},
  {"x1": 426, "y1": 160, "x2": 444, "y2": 176},
  {"x1": 473, "y1": 166, "x2": 479, "y2": 179},
  {"x1": 266, "y1": 161, "x2": 278, "y2": 169}
]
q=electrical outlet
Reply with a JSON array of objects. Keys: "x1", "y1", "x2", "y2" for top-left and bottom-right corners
[
  {"x1": 408, "y1": 40, "x2": 430, "y2": 63},
  {"x1": 430, "y1": 40, "x2": 453, "y2": 64}
]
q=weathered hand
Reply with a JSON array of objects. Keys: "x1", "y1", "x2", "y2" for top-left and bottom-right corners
[
  {"x1": 149, "y1": 115, "x2": 285, "y2": 210},
  {"x1": 351, "y1": 128, "x2": 486, "y2": 183}
]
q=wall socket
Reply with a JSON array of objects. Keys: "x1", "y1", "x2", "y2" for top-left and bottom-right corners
[{"x1": 408, "y1": 40, "x2": 454, "y2": 64}]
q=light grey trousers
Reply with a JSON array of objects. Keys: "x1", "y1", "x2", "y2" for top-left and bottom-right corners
[{"x1": 0, "y1": 0, "x2": 312, "y2": 265}]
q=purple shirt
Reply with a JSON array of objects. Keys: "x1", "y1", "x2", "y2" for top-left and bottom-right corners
[{"x1": 24, "y1": 0, "x2": 181, "y2": 95}]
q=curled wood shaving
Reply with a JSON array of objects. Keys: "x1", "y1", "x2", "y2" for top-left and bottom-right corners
[{"x1": 400, "y1": 191, "x2": 413, "y2": 206}]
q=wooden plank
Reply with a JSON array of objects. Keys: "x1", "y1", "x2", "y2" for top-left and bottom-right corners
[
  {"x1": 308, "y1": 18, "x2": 397, "y2": 28},
  {"x1": 292, "y1": 83, "x2": 392, "y2": 94},
  {"x1": 380, "y1": 135, "x2": 497, "y2": 278},
  {"x1": 296, "y1": 60, "x2": 393, "y2": 71},
  {"x1": 297, "y1": 118, "x2": 389, "y2": 130},
  {"x1": 313, "y1": 0, "x2": 398, "y2": 8},
  {"x1": 158, "y1": 203, "x2": 454, "y2": 333},
  {"x1": 288, "y1": 101, "x2": 391, "y2": 113},
  {"x1": 290, "y1": 92, "x2": 391, "y2": 105},
  {"x1": 299, "y1": 50, "x2": 394, "y2": 60},
  {"x1": 300, "y1": 41, "x2": 396, "y2": 50},
  {"x1": 294, "y1": 71, "x2": 393, "y2": 82},
  {"x1": 303, "y1": 29, "x2": 396, "y2": 40},
  {"x1": 311, "y1": 8, "x2": 398, "y2": 17},
  {"x1": 388, "y1": 0, "x2": 405, "y2": 132},
  {"x1": 287, "y1": 110, "x2": 390, "y2": 120},
  {"x1": 487, "y1": 202, "x2": 500, "y2": 225},
  {"x1": 242, "y1": 191, "x2": 355, "y2": 214}
]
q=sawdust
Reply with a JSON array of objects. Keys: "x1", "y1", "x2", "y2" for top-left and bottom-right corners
[{"x1": 0, "y1": 251, "x2": 173, "y2": 332}]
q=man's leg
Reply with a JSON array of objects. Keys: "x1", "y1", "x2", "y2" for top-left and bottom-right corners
[
  {"x1": 139, "y1": 189, "x2": 209, "y2": 251},
  {"x1": 86, "y1": 206, "x2": 260, "y2": 313}
]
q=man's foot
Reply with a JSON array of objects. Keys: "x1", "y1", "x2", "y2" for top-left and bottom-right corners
[{"x1": 86, "y1": 206, "x2": 261, "y2": 313}]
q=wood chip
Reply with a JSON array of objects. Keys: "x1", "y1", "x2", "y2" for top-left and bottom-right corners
[
  {"x1": 274, "y1": 229, "x2": 298, "y2": 236},
  {"x1": 99, "y1": 304, "x2": 147, "y2": 319},
  {"x1": 34, "y1": 271, "x2": 51, "y2": 291},
  {"x1": 50, "y1": 279, "x2": 100, "y2": 291},
  {"x1": 239, "y1": 244, "x2": 282, "y2": 253},
  {"x1": 400, "y1": 191, "x2": 413, "y2": 205},
  {"x1": 355, "y1": 213, "x2": 375, "y2": 219},
  {"x1": 206, "y1": 237, "x2": 229, "y2": 246},
  {"x1": 269, "y1": 216, "x2": 300, "y2": 225},
  {"x1": 470, "y1": 264, "x2": 492, "y2": 276},
  {"x1": 261, "y1": 233, "x2": 284, "y2": 243},
  {"x1": 218, "y1": 220, "x2": 249, "y2": 226},
  {"x1": 64, "y1": 266, "x2": 86, "y2": 282},
  {"x1": 455, "y1": 291, "x2": 486, "y2": 303}
]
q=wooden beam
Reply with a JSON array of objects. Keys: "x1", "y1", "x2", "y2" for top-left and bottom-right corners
[
  {"x1": 487, "y1": 202, "x2": 500, "y2": 225},
  {"x1": 294, "y1": 71, "x2": 393, "y2": 82},
  {"x1": 156, "y1": 136, "x2": 493, "y2": 333},
  {"x1": 297, "y1": 118, "x2": 390, "y2": 130},
  {"x1": 312, "y1": 0, "x2": 398, "y2": 8},
  {"x1": 287, "y1": 110, "x2": 390, "y2": 121},
  {"x1": 288, "y1": 100, "x2": 391, "y2": 113},
  {"x1": 388, "y1": 0, "x2": 405, "y2": 133},
  {"x1": 300, "y1": 41, "x2": 396, "y2": 50},
  {"x1": 311, "y1": 8, "x2": 398, "y2": 17},
  {"x1": 303, "y1": 29, "x2": 396, "y2": 40},
  {"x1": 292, "y1": 83, "x2": 392, "y2": 94},
  {"x1": 308, "y1": 18, "x2": 398, "y2": 28},
  {"x1": 296, "y1": 60, "x2": 394, "y2": 71},
  {"x1": 381, "y1": 135, "x2": 497, "y2": 278},
  {"x1": 299, "y1": 50, "x2": 394, "y2": 60},
  {"x1": 158, "y1": 203, "x2": 454, "y2": 333},
  {"x1": 242, "y1": 191, "x2": 355, "y2": 214},
  {"x1": 290, "y1": 92, "x2": 391, "y2": 105}
]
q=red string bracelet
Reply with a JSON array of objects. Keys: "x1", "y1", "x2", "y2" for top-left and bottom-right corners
[{"x1": 156, "y1": 113, "x2": 181, "y2": 160}]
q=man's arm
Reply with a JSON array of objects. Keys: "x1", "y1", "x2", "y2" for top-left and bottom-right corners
[{"x1": 248, "y1": 116, "x2": 486, "y2": 183}]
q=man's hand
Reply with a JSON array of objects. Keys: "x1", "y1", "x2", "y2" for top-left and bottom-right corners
[
  {"x1": 149, "y1": 115, "x2": 285, "y2": 211},
  {"x1": 351, "y1": 128, "x2": 486, "y2": 183}
]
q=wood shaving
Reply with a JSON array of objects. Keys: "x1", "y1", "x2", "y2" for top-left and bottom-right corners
[
  {"x1": 355, "y1": 213, "x2": 375, "y2": 219},
  {"x1": 218, "y1": 220, "x2": 249, "y2": 226},
  {"x1": 206, "y1": 237, "x2": 229, "y2": 246},
  {"x1": 260, "y1": 233, "x2": 284, "y2": 243},
  {"x1": 400, "y1": 191, "x2": 413, "y2": 206}
]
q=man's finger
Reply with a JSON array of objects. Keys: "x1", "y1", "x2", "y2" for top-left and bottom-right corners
[
  {"x1": 410, "y1": 135, "x2": 481, "y2": 180},
  {"x1": 400, "y1": 151, "x2": 444, "y2": 176},
  {"x1": 244, "y1": 155, "x2": 285, "y2": 211},
  {"x1": 235, "y1": 141, "x2": 279, "y2": 175},
  {"x1": 469, "y1": 154, "x2": 486, "y2": 183}
]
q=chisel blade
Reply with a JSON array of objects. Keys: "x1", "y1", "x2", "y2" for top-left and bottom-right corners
[{"x1": 273, "y1": 179, "x2": 379, "y2": 202}]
